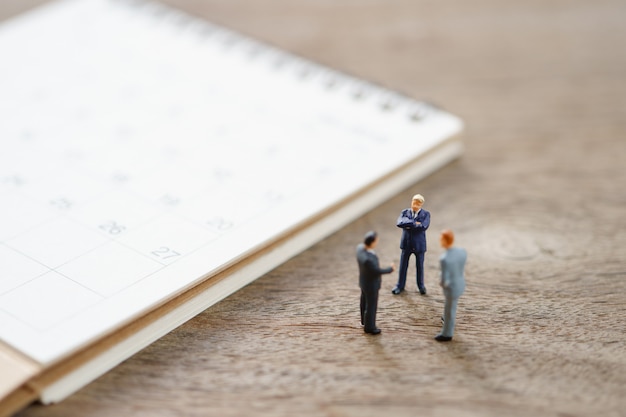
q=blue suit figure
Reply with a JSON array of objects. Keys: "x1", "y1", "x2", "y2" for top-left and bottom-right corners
[
  {"x1": 356, "y1": 231, "x2": 395, "y2": 335},
  {"x1": 435, "y1": 229, "x2": 466, "y2": 342},
  {"x1": 392, "y1": 194, "x2": 430, "y2": 295}
]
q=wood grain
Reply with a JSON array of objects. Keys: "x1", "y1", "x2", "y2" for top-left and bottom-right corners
[{"x1": 4, "y1": 0, "x2": 625, "y2": 416}]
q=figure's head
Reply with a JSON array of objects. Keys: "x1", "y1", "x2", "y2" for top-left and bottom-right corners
[
  {"x1": 440, "y1": 229, "x2": 454, "y2": 249},
  {"x1": 364, "y1": 230, "x2": 378, "y2": 249},
  {"x1": 411, "y1": 194, "x2": 425, "y2": 212}
]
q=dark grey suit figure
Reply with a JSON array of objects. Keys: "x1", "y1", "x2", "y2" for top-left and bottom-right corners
[
  {"x1": 435, "y1": 229, "x2": 466, "y2": 342},
  {"x1": 393, "y1": 194, "x2": 430, "y2": 295},
  {"x1": 356, "y1": 231, "x2": 394, "y2": 335}
]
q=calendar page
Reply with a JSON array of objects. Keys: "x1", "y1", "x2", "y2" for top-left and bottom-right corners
[{"x1": 0, "y1": 0, "x2": 462, "y2": 365}]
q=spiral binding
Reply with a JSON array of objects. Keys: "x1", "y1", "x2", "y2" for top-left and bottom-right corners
[{"x1": 109, "y1": 0, "x2": 434, "y2": 122}]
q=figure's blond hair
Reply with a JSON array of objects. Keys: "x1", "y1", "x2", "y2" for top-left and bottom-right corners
[{"x1": 412, "y1": 194, "x2": 425, "y2": 203}]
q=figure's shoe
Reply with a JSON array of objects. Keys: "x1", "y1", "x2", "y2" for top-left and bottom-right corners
[
  {"x1": 364, "y1": 328, "x2": 381, "y2": 335},
  {"x1": 419, "y1": 287, "x2": 427, "y2": 295},
  {"x1": 434, "y1": 334, "x2": 452, "y2": 342},
  {"x1": 441, "y1": 316, "x2": 445, "y2": 322},
  {"x1": 391, "y1": 287, "x2": 404, "y2": 295}
]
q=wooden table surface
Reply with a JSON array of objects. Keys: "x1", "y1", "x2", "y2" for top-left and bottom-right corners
[{"x1": 3, "y1": 0, "x2": 625, "y2": 416}]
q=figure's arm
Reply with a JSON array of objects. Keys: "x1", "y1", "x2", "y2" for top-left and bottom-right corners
[
  {"x1": 440, "y1": 258, "x2": 450, "y2": 288},
  {"x1": 365, "y1": 258, "x2": 394, "y2": 275},
  {"x1": 396, "y1": 210, "x2": 416, "y2": 229},
  {"x1": 414, "y1": 211, "x2": 430, "y2": 231},
  {"x1": 380, "y1": 266, "x2": 394, "y2": 275}
]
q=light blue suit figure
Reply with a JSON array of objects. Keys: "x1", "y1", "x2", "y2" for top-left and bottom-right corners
[{"x1": 435, "y1": 229, "x2": 466, "y2": 342}]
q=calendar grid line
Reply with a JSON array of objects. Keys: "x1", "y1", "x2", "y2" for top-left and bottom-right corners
[
  {"x1": 0, "y1": 305, "x2": 44, "y2": 333},
  {"x1": 0, "y1": 244, "x2": 52, "y2": 297}
]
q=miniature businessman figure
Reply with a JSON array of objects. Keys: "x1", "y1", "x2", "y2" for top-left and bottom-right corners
[
  {"x1": 357, "y1": 231, "x2": 395, "y2": 335},
  {"x1": 435, "y1": 229, "x2": 466, "y2": 342},
  {"x1": 392, "y1": 194, "x2": 430, "y2": 295}
]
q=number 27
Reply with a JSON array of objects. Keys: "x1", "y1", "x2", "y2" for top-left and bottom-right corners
[{"x1": 151, "y1": 247, "x2": 181, "y2": 260}]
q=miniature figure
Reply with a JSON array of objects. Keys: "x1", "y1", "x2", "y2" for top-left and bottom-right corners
[
  {"x1": 392, "y1": 194, "x2": 430, "y2": 295},
  {"x1": 356, "y1": 231, "x2": 395, "y2": 335},
  {"x1": 435, "y1": 229, "x2": 466, "y2": 342}
]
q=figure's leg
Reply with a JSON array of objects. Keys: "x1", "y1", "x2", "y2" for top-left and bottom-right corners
[
  {"x1": 394, "y1": 250, "x2": 410, "y2": 292},
  {"x1": 441, "y1": 297, "x2": 459, "y2": 337},
  {"x1": 363, "y1": 289, "x2": 379, "y2": 332},
  {"x1": 415, "y1": 252, "x2": 426, "y2": 293},
  {"x1": 370, "y1": 290, "x2": 379, "y2": 329},
  {"x1": 360, "y1": 290, "x2": 366, "y2": 326}
]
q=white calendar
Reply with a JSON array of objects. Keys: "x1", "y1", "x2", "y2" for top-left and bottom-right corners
[{"x1": 0, "y1": 0, "x2": 463, "y2": 406}]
